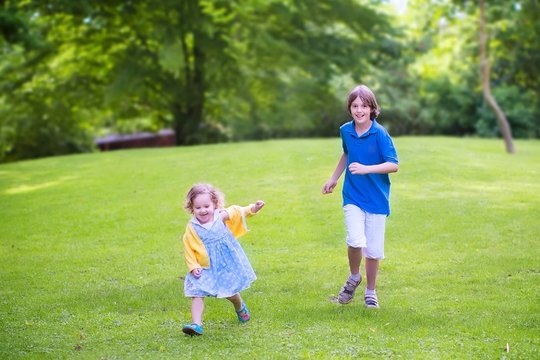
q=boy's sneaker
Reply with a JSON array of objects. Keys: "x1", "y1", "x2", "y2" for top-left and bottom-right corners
[
  {"x1": 182, "y1": 323, "x2": 204, "y2": 336},
  {"x1": 337, "y1": 275, "x2": 362, "y2": 304},
  {"x1": 364, "y1": 293, "x2": 380, "y2": 309},
  {"x1": 236, "y1": 303, "x2": 251, "y2": 323}
]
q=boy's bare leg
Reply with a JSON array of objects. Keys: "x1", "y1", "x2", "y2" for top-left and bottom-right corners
[
  {"x1": 348, "y1": 246, "x2": 362, "y2": 275},
  {"x1": 365, "y1": 258, "x2": 379, "y2": 290}
]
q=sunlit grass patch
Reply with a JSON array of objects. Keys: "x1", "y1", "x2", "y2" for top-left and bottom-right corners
[{"x1": 1, "y1": 137, "x2": 539, "y2": 358}]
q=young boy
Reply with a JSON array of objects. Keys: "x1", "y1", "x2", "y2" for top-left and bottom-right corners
[{"x1": 322, "y1": 84, "x2": 399, "y2": 308}]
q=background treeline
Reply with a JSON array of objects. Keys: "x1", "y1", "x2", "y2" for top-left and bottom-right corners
[{"x1": 1, "y1": 0, "x2": 539, "y2": 162}]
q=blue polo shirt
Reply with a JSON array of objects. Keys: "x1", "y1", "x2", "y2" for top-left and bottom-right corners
[{"x1": 340, "y1": 119, "x2": 398, "y2": 215}]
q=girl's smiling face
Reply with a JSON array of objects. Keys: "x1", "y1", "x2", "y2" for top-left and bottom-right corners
[
  {"x1": 350, "y1": 96, "x2": 372, "y2": 133},
  {"x1": 192, "y1": 193, "x2": 216, "y2": 224}
]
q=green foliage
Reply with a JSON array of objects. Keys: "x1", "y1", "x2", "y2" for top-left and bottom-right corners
[
  {"x1": 0, "y1": 1, "x2": 112, "y2": 161},
  {"x1": 387, "y1": 0, "x2": 540, "y2": 140},
  {"x1": 1, "y1": 0, "x2": 540, "y2": 162},
  {"x1": 203, "y1": 0, "x2": 397, "y2": 140},
  {"x1": 0, "y1": 86, "x2": 96, "y2": 160},
  {"x1": 476, "y1": 85, "x2": 540, "y2": 138},
  {"x1": 487, "y1": 0, "x2": 540, "y2": 94},
  {"x1": 1, "y1": 138, "x2": 539, "y2": 358},
  {"x1": 1, "y1": 0, "x2": 396, "y2": 161}
]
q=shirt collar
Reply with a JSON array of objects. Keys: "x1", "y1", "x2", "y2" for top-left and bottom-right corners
[{"x1": 344, "y1": 119, "x2": 377, "y2": 138}]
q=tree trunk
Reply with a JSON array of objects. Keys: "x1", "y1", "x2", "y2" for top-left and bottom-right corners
[
  {"x1": 479, "y1": 0, "x2": 515, "y2": 154},
  {"x1": 174, "y1": 0, "x2": 206, "y2": 145}
]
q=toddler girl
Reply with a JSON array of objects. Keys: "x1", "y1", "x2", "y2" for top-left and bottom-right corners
[{"x1": 181, "y1": 183, "x2": 265, "y2": 336}]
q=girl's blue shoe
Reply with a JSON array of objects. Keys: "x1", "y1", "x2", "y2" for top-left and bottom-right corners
[
  {"x1": 236, "y1": 303, "x2": 251, "y2": 323},
  {"x1": 182, "y1": 323, "x2": 204, "y2": 336}
]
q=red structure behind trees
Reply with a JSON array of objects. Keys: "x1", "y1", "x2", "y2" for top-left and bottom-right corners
[{"x1": 95, "y1": 129, "x2": 175, "y2": 151}]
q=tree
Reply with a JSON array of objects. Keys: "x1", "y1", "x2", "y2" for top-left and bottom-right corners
[
  {"x1": 1, "y1": 0, "x2": 397, "y2": 161},
  {"x1": 479, "y1": 0, "x2": 514, "y2": 153},
  {"x1": 396, "y1": 0, "x2": 538, "y2": 142}
]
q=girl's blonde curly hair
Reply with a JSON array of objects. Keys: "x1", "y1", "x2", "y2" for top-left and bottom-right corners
[{"x1": 184, "y1": 183, "x2": 225, "y2": 213}]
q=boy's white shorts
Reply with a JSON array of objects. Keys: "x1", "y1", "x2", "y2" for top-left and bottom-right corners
[{"x1": 343, "y1": 204, "x2": 386, "y2": 259}]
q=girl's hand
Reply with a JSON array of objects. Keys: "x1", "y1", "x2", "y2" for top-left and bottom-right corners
[
  {"x1": 252, "y1": 200, "x2": 265, "y2": 213},
  {"x1": 191, "y1": 268, "x2": 202, "y2": 278},
  {"x1": 349, "y1": 162, "x2": 369, "y2": 175}
]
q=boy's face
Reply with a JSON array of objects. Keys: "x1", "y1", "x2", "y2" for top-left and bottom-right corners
[
  {"x1": 192, "y1": 193, "x2": 216, "y2": 224},
  {"x1": 350, "y1": 97, "x2": 371, "y2": 130}
]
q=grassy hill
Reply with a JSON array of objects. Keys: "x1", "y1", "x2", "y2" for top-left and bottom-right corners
[{"x1": 1, "y1": 137, "x2": 539, "y2": 358}]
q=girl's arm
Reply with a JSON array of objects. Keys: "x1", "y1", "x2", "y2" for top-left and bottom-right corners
[
  {"x1": 220, "y1": 201, "x2": 265, "y2": 222},
  {"x1": 250, "y1": 200, "x2": 265, "y2": 213},
  {"x1": 183, "y1": 225, "x2": 207, "y2": 272},
  {"x1": 322, "y1": 152, "x2": 347, "y2": 194},
  {"x1": 221, "y1": 202, "x2": 265, "y2": 239},
  {"x1": 348, "y1": 161, "x2": 398, "y2": 175}
]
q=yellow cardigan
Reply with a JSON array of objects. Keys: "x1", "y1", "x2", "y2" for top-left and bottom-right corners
[{"x1": 182, "y1": 205, "x2": 255, "y2": 272}]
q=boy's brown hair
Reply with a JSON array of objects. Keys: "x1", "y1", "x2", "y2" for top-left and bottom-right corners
[{"x1": 347, "y1": 85, "x2": 380, "y2": 119}]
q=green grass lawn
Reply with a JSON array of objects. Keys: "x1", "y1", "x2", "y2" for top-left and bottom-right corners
[{"x1": 1, "y1": 137, "x2": 539, "y2": 359}]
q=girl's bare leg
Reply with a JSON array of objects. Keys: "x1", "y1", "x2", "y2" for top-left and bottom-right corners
[
  {"x1": 226, "y1": 293, "x2": 243, "y2": 311},
  {"x1": 191, "y1": 297, "x2": 204, "y2": 324}
]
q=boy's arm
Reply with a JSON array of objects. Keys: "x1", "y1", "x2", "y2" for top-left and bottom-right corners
[
  {"x1": 348, "y1": 129, "x2": 399, "y2": 175},
  {"x1": 349, "y1": 161, "x2": 398, "y2": 175},
  {"x1": 322, "y1": 152, "x2": 347, "y2": 194}
]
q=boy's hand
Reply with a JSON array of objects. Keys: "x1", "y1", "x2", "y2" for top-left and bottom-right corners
[
  {"x1": 252, "y1": 200, "x2": 265, "y2": 213},
  {"x1": 322, "y1": 179, "x2": 337, "y2": 194},
  {"x1": 349, "y1": 162, "x2": 369, "y2": 175},
  {"x1": 191, "y1": 268, "x2": 202, "y2": 278}
]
